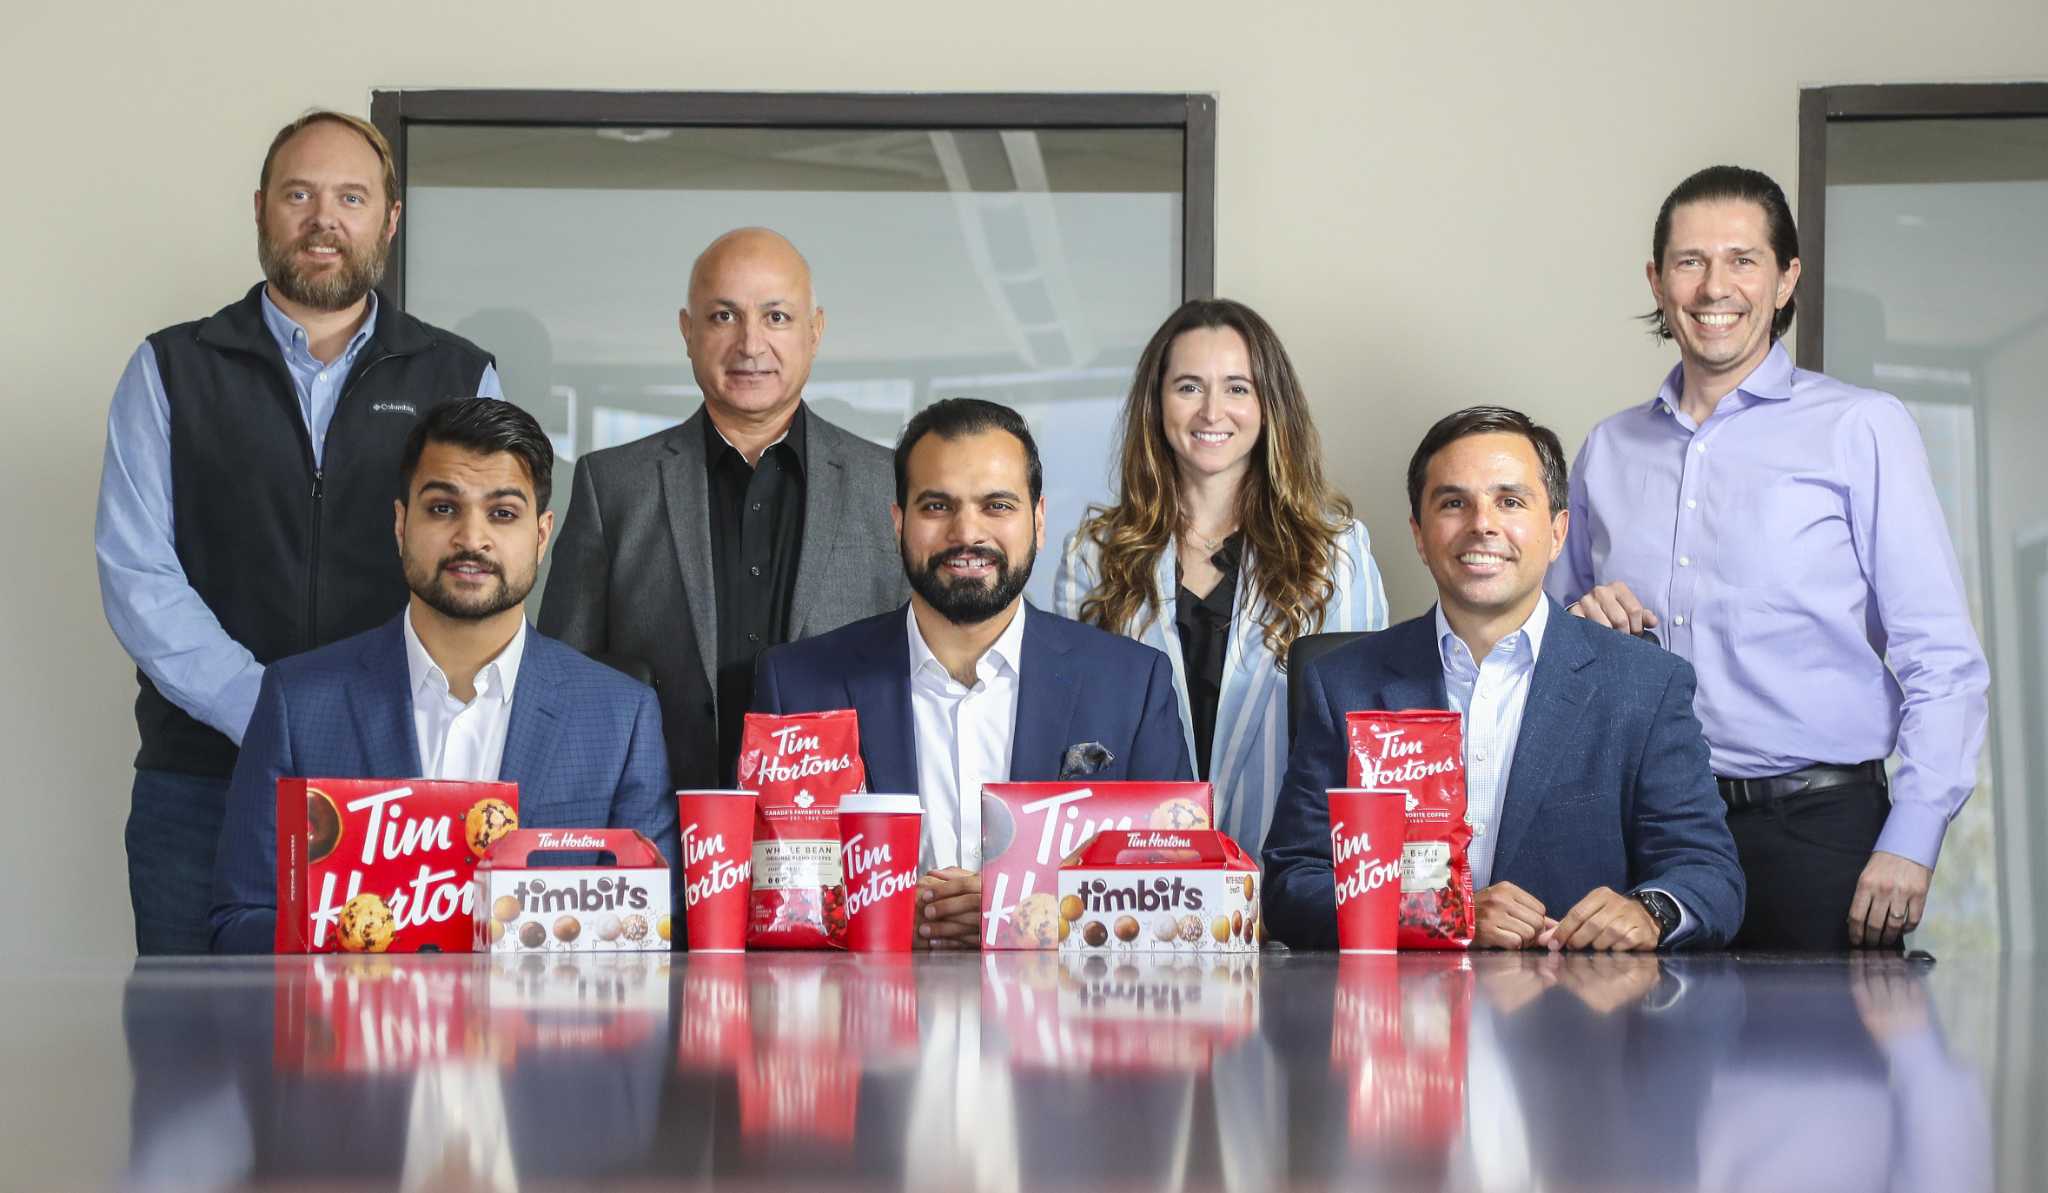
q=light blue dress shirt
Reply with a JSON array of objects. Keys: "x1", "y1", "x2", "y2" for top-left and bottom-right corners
[
  {"x1": 1547, "y1": 342, "x2": 1988, "y2": 869},
  {"x1": 95, "y1": 288, "x2": 503, "y2": 746}
]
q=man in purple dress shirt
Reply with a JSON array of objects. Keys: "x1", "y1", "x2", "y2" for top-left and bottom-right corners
[{"x1": 1547, "y1": 165, "x2": 1989, "y2": 951}]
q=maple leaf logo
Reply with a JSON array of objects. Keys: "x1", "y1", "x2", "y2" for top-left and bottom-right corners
[{"x1": 793, "y1": 791, "x2": 816, "y2": 809}]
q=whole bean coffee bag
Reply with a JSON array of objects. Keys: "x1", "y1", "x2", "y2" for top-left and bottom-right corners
[
  {"x1": 737, "y1": 710, "x2": 867, "y2": 949},
  {"x1": 1345, "y1": 711, "x2": 1473, "y2": 949}
]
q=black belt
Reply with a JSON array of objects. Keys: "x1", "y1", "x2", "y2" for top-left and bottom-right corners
[{"x1": 1717, "y1": 761, "x2": 1887, "y2": 812}]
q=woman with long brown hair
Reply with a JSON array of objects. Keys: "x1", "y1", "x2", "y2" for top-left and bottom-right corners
[{"x1": 1055, "y1": 299, "x2": 1387, "y2": 854}]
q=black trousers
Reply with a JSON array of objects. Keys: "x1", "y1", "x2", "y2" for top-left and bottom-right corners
[{"x1": 1726, "y1": 780, "x2": 1892, "y2": 952}]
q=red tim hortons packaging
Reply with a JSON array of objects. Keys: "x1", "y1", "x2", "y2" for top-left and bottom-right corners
[
  {"x1": 736, "y1": 710, "x2": 867, "y2": 949},
  {"x1": 979, "y1": 781, "x2": 1213, "y2": 949},
  {"x1": 276, "y1": 778, "x2": 520, "y2": 954},
  {"x1": 1344, "y1": 711, "x2": 1474, "y2": 950}
]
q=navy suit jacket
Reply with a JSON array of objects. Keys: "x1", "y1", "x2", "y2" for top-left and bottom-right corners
[
  {"x1": 210, "y1": 615, "x2": 678, "y2": 953},
  {"x1": 752, "y1": 603, "x2": 1193, "y2": 794},
  {"x1": 1262, "y1": 601, "x2": 1744, "y2": 949}
]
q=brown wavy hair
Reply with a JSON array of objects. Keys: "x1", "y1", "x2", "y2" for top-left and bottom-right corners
[{"x1": 1075, "y1": 299, "x2": 1352, "y2": 665}]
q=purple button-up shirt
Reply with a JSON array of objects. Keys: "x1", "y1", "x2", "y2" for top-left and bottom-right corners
[{"x1": 1545, "y1": 342, "x2": 1988, "y2": 869}]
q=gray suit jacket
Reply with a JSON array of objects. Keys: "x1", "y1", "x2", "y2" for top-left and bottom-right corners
[{"x1": 538, "y1": 403, "x2": 908, "y2": 789}]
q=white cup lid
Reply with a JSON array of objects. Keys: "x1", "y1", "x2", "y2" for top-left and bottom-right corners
[{"x1": 840, "y1": 793, "x2": 924, "y2": 815}]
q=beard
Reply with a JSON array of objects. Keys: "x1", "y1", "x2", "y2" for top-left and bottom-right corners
[
  {"x1": 405, "y1": 550, "x2": 533, "y2": 622},
  {"x1": 258, "y1": 222, "x2": 389, "y2": 312},
  {"x1": 905, "y1": 541, "x2": 1035, "y2": 627}
]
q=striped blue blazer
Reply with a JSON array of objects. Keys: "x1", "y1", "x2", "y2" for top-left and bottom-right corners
[{"x1": 1053, "y1": 519, "x2": 1388, "y2": 855}]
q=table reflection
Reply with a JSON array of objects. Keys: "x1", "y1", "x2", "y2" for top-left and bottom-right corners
[{"x1": 118, "y1": 949, "x2": 1994, "y2": 1191}]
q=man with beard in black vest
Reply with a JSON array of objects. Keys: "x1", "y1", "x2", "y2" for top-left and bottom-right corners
[{"x1": 95, "y1": 110, "x2": 502, "y2": 954}]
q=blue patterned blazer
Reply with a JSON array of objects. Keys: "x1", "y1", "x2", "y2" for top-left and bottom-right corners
[
  {"x1": 1262, "y1": 602, "x2": 1745, "y2": 950},
  {"x1": 209, "y1": 615, "x2": 676, "y2": 953}
]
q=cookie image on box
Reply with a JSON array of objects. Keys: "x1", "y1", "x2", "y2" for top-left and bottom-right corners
[
  {"x1": 305, "y1": 788, "x2": 344, "y2": 865},
  {"x1": 337, "y1": 893, "x2": 396, "y2": 953},
  {"x1": 1011, "y1": 892, "x2": 1063, "y2": 948},
  {"x1": 465, "y1": 798, "x2": 519, "y2": 858},
  {"x1": 1149, "y1": 797, "x2": 1210, "y2": 831}
]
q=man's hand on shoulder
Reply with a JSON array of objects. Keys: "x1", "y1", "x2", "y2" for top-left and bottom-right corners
[
  {"x1": 917, "y1": 867, "x2": 982, "y2": 950},
  {"x1": 1476, "y1": 881, "x2": 1556, "y2": 950},
  {"x1": 1848, "y1": 850, "x2": 1932, "y2": 948},
  {"x1": 1568, "y1": 582, "x2": 1660, "y2": 636},
  {"x1": 1544, "y1": 886, "x2": 1661, "y2": 952}
]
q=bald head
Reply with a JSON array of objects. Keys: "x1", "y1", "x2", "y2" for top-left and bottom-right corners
[
  {"x1": 679, "y1": 227, "x2": 826, "y2": 429},
  {"x1": 688, "y1": 227, "x2": 816, "y2": 313}
]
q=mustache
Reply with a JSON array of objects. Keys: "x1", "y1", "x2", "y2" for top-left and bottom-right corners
[
  {"x1": 439, "y1": 551, "x2": 501, "y2": 576},
  {"x1": 928, "y1": 545, "x2": 1006, "y2": 570}
]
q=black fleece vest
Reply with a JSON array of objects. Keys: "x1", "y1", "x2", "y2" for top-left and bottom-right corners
[{"x1": 137, "y1": 284, "x2": 494, "y2": 777}]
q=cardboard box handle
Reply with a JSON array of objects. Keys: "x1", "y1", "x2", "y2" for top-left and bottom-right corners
[
  {"x1": 483, "y1": 828, "x2": 667, "y2": 868},
  {"x1": 1070, "y1": 829, "x2": 1245, "y2": 866}
]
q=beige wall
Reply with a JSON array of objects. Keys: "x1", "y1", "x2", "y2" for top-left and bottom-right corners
[{"x1": 7, "y1": 0, "x2": 2047, "y2": 960}]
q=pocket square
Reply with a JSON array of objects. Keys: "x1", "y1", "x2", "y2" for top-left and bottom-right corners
[{"x1": 1060, "y1": 741, "x2": 1114, "y2": 779}]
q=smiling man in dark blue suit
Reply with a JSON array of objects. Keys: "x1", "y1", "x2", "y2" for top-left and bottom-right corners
[
  {"x1": 1264, "y1": 407, "x2": 1743, "y2": 951},
  {"x1": 210, "y1": 400, "x2": 676, "y2": 953},
  {"x1": 754, "y1": 399, "x2": 1190, "y2": 946}
]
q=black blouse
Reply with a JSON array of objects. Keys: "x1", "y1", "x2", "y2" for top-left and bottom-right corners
[{"x1": 1175, "y1": 534, "x2": 1242, "y2": 781}]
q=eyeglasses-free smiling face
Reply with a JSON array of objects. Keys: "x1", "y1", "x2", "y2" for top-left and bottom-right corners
[
  {"x1": 1410, "y1": 432, "x2": 1566, "y2": 629},
  {"x1": 254, "y1": 120, "x2": 398, "y2": 313},
  {"x1": 1648, "y1": 197, "x2": 1800, "y2": 386},
  {"x1": 1159, "y1": 326, "x2": 1263, "y2": 486},
  {"x1": 679, "y1": 230, "x2": 824, "y2": 424},
  {"x1": 894, "y1": 429, "x2": 1046, "y2": 627}
]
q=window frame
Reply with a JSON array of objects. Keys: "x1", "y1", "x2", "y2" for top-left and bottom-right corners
[{"x1": 368, "y1": 88, "x2": 1215, "y2": 309}]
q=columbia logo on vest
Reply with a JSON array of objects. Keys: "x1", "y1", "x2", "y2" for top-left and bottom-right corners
[{"x1": 370, "y1": 401, "x2": 417, "y2": 416}]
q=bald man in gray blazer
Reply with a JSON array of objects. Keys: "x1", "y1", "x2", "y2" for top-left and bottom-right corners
[{"x1": 540, "y1": 229, "x2": 906, "y2": 789}]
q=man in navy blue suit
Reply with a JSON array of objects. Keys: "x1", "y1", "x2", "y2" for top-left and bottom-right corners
[
  {"x1": 754, "y1": 398, "x2": 1190, "y2": 946},
  {"x1": 1264, "y1": 407, "x2": 1743, "y2": 951},
  {"x1": 210, "y1": 399, "x2": 676, "y2": 953}
]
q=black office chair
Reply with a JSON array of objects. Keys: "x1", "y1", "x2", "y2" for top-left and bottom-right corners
[{"x1": 1285, "y1": 631, "x2": 1372, "y2": 748}]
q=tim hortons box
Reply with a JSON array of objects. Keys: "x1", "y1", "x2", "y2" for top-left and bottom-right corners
[
  {"x1": 473, "y1": 828, "x2": 674, "y2": 953},
  {"x1": 1058, "y1": 830, "x2": 1260, "y2": 955},
  {"x1": 276, "y1": 778, "x2": 520, "y2": 954},
  {"x1": 981, "y1": 781, "x2": 1213, "y2": 949}
]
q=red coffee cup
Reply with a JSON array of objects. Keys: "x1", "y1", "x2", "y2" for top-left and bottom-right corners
[
  {"x1": 838, "y1": 793, "x2": 924, "y2": 953},
  {"x1": 1329, "y1": 788, "x2": 1405, "y2": 953},
  {"x1": 677, "y1": 790, "x2": 758, "y2": 952}
]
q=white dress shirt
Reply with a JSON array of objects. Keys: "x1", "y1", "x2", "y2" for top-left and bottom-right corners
[
  {"x1": 907, "y1": 602, "x2": 1027, "y2": 873},
  {"x1": 402, "y1": 609, "x2": 525, "y2": 782},
  {"x1": 1436, "y1": 598, "x2": 1547, "y2": 891}
]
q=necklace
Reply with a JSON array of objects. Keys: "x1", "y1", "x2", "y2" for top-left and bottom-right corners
[{"x1": 1181, "y1": 524, "x2": 1235, "y2": 557}]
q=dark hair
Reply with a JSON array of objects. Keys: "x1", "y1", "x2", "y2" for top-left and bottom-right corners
[
  {"x1": 894, "y1": 398, "x2": 1042, "y2": 507},
  {"x1": 1642, "y1": 165, "x2": 1800, "y2": 341},
  {"x1": 400, "y1": 399, "x2": 554, "y2": 511},
  {"x1": 1406, "y1": 406, "x2": 1568, "y2": 521}
]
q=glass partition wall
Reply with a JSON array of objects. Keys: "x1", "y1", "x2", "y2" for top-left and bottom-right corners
[{"x1": 374, "y1": 91, "x2": 1213, "y2": 611}]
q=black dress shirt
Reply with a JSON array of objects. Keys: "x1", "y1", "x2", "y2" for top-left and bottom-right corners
[
  {"x1": 705, "y1": 404, "x2": 807, "y2": 781},
  {"x1": 1174, "y1": 534, "x2": 1241, "y2": 782}
]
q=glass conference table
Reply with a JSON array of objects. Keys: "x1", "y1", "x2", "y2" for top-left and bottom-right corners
[{"x1": 13, "y1": 947, "x2": 2036, "y2": 1190}]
